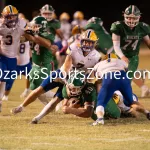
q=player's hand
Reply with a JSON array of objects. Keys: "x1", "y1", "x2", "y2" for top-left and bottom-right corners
[
  {"x1": 62, "y1": 106, "x2": 69, "y2": 114},
  {"x1": 68, "y1": 99, "x2": 80, "y2": 108},
  {"x1": 121, "y1": 56, "x2": 129, "y2": 64},
  {"x1": 50, "y1": 45, "x2": 58, "y2": 55},
  {"x1": 25, "y1": 29, "x2": 34, "y2": 36}
]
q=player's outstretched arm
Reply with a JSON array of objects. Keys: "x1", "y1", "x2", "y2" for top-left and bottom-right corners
[{"x1": 62, "y1": 101, "x2": 94, "y2": 118}]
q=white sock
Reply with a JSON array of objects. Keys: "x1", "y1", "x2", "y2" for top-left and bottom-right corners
[
  {"x1": 34, "y1": 102, "x2": 53, "y2": 121},
  {"x1": 0, "y1": 82, "x2": 6, "y2": 100}
]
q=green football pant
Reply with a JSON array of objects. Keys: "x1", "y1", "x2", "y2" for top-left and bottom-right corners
[
  {"x1": 127, "y1": 55, "x2": 139, "y2": 81},
  {"x1": 91, "y1": 98, "x2": 121, "y2": 121}
]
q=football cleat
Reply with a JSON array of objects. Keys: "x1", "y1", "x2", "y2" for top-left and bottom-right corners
[
  {"x1": 92, "y1": 118, "x2": 104, "y2": 126},
  {"x1": 11, "y1": 106, "x2": 23, "y2": 114},
  {"x1": 2, "y1": 95, "x2": 8, "y2": 101},
  {"x1": 141, "y1": 86, "x2": 150, "y2": 98},
  {"x1": 146, "y1": 113, "x2": 150, "y2": 120},
  {"x1": 31, "y1": 118, "x2": 38, "y2": 124},
  {"x1": 20, "y1": 89, "x2": 30, "y2": 98}
]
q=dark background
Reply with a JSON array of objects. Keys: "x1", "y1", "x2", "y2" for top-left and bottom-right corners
[{"x1": 1, "y1": 0, "x2": 150, "y2": 32}]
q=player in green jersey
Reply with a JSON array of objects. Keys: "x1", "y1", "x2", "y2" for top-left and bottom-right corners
[
  {"x1": 110, "y1": 5, "x2": 150, "y2": 97},
  {"x1": 40, "y1": 4, "x2": 67, "y2": 69},
  {"x1": 24, "y1": 16, "x2": 57, "y2": 104},
  {"x1": 84, "y1": 17, "x2": 114, "y2": 55}
]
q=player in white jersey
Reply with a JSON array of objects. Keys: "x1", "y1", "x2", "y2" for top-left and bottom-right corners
[
  {"x1": 11, "y1": 30, "x2": 101, "y2": 124},
  {"x1": 2, "y1": 41, "x2": 32, "y2": 101},
  {"x1": 71, "y1": 11, "x2": 87, "y2": 29},
  {"x1": 89, "y1": 54, "x2": 150, "y2": 125},
  {"x1": 0, "y1": 5, "x2": 27, "y2": 111}
]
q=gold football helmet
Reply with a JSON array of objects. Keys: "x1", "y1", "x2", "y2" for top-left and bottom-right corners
[
  {"x1": 59, "y1": 12, "x2": 70, "y2": 21},
  {"x1": 73, "y1": 11, "x2": 84, "y2": 20},
  {"x1": 1, "y1": 5, "x2": 18, "y2": 28},
  {"x1": 80, "y1": 29, "x2": 98, "y2": 52},
  {"x1": 71, "y1": 25, "x2": 84, "y2": 35}
]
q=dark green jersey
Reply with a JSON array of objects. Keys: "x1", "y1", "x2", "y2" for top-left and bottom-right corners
[
  {"x1": 84, "y1": 22, "x2": 113, "y2": 54},
  {"x1": 110, "y1": 21, "x2": 150, "y2": 58},
  {"x1": 62, "y1": 83, "x2": 96, "y2": 106},
  {"x1": 47, "y1": 19, "x2": 61, "y2": 36},
  {"x1": 30, "y1": 32, "x2": 55, "y2": 66}
]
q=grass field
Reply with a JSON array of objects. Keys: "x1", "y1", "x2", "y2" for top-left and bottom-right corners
[{"x1": 0, "y1": 47, "x2": 150, "y2": 150}]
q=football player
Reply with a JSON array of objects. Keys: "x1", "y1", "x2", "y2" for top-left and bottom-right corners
[
  {"x1": 0, "y1": 5, "x2": 28, "y2": 111},
  {"x1": 71, "y1": 11, "x2": 87, "y2": 29},
  {"x1": 40, "y1": 4, "x2": 68, "y2": 69},
  {"x1": 62, "y1": 72, "x2": 121, "y2": 119},
  {"x1": 110, "y1": 5, "x2": 150, "y2": 97},
  {"x1": 84, "y1": 17, "x2": 114, "y2": 54},
  {"x1": 89, "y1": 53, "x2": 150, "y2": 125},
  {"x1": 2, "y1": 40, "x2": 32, "y2": 101},
  {"x1": 11, "y1": 30, "x2": 101, "y2": 121}
]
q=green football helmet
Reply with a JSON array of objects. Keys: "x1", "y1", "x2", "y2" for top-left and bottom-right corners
[
  {"x1": 40, "y1": 4, "x2": 55, "y2": 21},
  {"x1": 87, "y1": 17, "x2": 103, "y2": 26},
  {"x1": 66, "y1": 72, "x2": 85, "y2": 97},
  {"x1": 123, "y1": 5, "x2": 141, "y2": 28},
  {"x1": 30, "y1": 16, "x2": 48, "y2": 34}
]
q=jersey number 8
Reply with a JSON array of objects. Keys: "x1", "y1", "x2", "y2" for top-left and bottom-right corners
[{"x1": 19, "y1": 44, "x2": 26, "y2": 54}]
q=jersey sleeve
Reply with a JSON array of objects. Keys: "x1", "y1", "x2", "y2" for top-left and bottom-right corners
[
  {"x1": 141, "y1": 22, "x2": 150, "y2": 37},
  {"x1": 83, "y1": 83, "x2": 97, "y2": 103},
  {"x1": 40, "y1": 32, "x2": 55, "y2": 43},
  {"x1": 66, "y1": 42, "x2": 77, "y2": 56},
  {"x1": 62, "y1": 86, "x2": 69, "y2": 99},
  {"x1": 84, "y1": 23, "x2": 94, "y2": 30},
  {"x1": 110, "y1": 21, "x2": 121, "y2": 35},
  {"x1": 18, "y1": 18, "x2": 27, "y2": 35},
  {"x1": 54, "y1": 20, "x2": 61, "y2": 30}
]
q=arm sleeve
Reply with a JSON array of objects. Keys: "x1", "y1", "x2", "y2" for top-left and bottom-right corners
[{"x1": 112, "y1": 33, "x2": 124, "y2": 58}]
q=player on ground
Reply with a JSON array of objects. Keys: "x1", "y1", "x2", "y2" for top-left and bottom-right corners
[{"x1": 110, "y1": 5, "x2": 150, "y2": 97}]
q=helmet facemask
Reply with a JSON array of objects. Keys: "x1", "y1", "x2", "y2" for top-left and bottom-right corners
[
  {"x1": 41, "y1": 11, "x2": 54, "y2": 21},
  {"x1": 29, "y1": 21, "x2": 42, "y2": 34},
  {"x1": 40, "y1": 5, "x2": 55, "y2": 21},
  {"x1": 124, "y1": 14, "x2": 140, "y2": 28},
  {"x1": 4, "y1": 14, "x2": 18, "y2": 28},
  {"x1": 66, "y1": 83, "x2": 83, "y2": 97},
  {"x1": 123, "y1": 5, "x2": 141, "y2": 28},
  {"x1": 81, "y1": 39, "x2": 96, "y2": 52}
]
